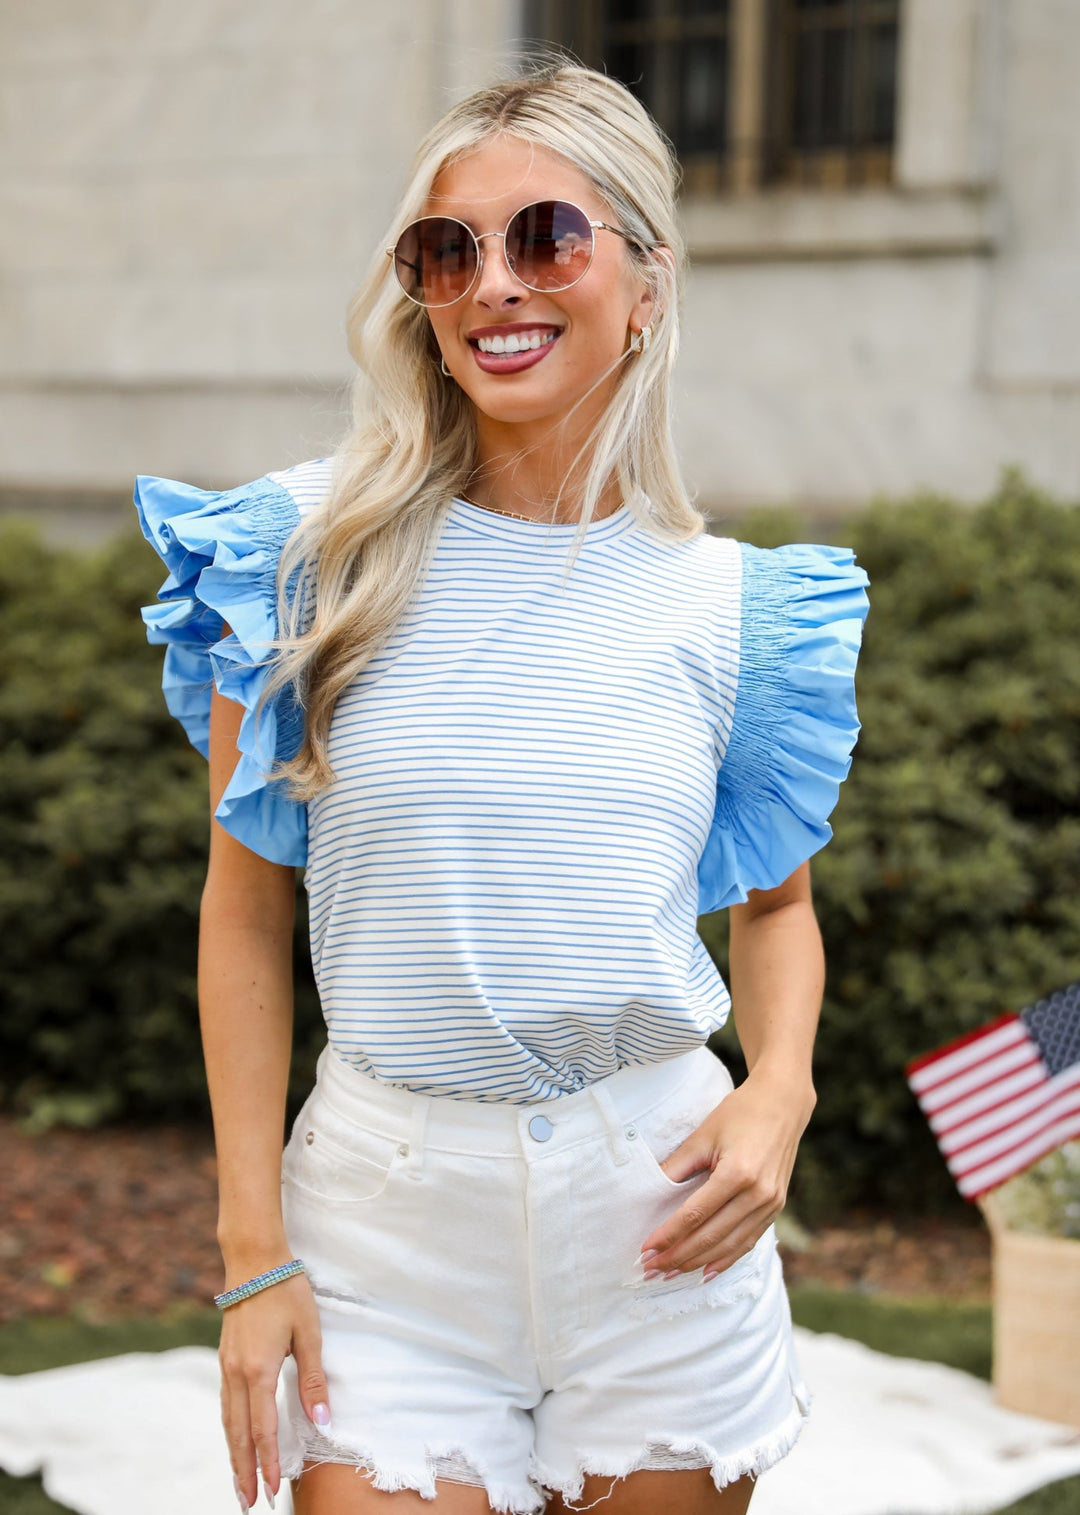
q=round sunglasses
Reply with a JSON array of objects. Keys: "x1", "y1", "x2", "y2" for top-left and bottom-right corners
[{"x1": 386, "y1": 198, "x2": 651, "y2": 308}]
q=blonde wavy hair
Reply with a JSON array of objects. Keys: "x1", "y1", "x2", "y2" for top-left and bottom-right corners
[{"x1": 259, "y1": 55, "x2": 705, "y2": 803}]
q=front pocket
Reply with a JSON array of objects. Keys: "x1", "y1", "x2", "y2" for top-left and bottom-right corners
[
  {"x1": 626, "y1": 1056, "x2": 733, "y2": 1198},
  {"x1": 626, "y1": 1226, "x2": 777, "y2": 1321},
  {"x1": 629, "y1": 1097, "x2": 721, "y2": 1202},
  {"x1": 632, "y1": 1134, "x2": 713, "y2": 1195},
  {"x1": 282, "y1": 1109, "x2": 404, "y2": 1206}
]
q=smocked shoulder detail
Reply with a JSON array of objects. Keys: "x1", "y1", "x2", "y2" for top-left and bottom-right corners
[
  {"x1": 133, "y1": 472, "x2": 309, "y2": 867},
  {"x1": 696, "y1": 541, "x2": 870, "y2": 915}
]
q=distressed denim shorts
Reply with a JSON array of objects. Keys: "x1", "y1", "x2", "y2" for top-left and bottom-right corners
[{"x1": 276, "y1": 1043, "x2": 812, "y2": 1513}]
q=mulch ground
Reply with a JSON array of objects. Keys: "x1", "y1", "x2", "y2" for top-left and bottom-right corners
[{"x1": 0, "y1": 1116, "x2": 992, "y2": 1324}]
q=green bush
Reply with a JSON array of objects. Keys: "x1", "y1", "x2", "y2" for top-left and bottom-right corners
[
  {"x1": 2, "y1": 471, "x2": 1078, "y2": 1220},
  {"x1": 0, "y1": 519, "x2": 325, "y2": 1128},
  {"x1": 705, "y1": 469, "x2": 1080, "y2": 1217}
]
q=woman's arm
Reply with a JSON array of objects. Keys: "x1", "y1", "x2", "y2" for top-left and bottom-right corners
[
  {"x1": 201, "y1": 678, "x2": 297, "y2": 1271},
  {"x1": 204, "y1": 634, "x2": 328, "y2": 1512},
  {"x1": 727, "y1": 859, "x2": 821, "y2": 1118},
  {"x1": 637, "y1": 861, "x2": 821, "y2": 1277}
]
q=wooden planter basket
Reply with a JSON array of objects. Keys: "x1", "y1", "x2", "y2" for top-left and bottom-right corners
[{"x1": 978, "y1": 1191, "x2": 1080, "y2": 1428}]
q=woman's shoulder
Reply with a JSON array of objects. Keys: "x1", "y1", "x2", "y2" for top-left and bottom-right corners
[
  {"x1": 264, "y1": 457, "x2": 336, "y2": 518},
  {"x1": 695, "y1": 536, "x2": 871, "y2": 915},
  {"x1": 132, "y1": 456, "x2": 334, "y2": 560},
  {"x1": 675, "y1": 533, "x2": 869, "y2": 658},
  {"x1": 733, "y1": 537, "x2": 870, "y2": 608},
  {"x1": 676, "y1": 529, "x2": 869, "y2": 602},
  {"x1": 731, "y1": 537, "x2": 871, "y2": 676},
  {"x1": 130, "y1": 458, "x2": 333, "y2": 869}
]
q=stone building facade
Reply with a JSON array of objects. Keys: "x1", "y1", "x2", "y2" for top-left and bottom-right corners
[{"x1": 1, "y1": 0, "x2": 1077, "y2": 532}]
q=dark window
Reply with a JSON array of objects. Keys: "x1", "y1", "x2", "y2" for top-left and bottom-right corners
[
  {"x1": 525, "y1": 0, "x2": 901, "y2": 194},
  {"x1": 527, "y1": 1, "x2": 733, "y2": 193},
  {"x1": 766, "y1": 0, "x2": 900, "y2": 187}
]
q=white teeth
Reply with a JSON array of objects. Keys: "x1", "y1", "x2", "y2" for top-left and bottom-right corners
[{"x1": 476, "y1": 331, "x2": 558, "y2": 355}]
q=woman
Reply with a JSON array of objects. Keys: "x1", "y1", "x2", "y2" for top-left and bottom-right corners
[{"x1": 134, "y1": 60, "x2": 869, "y2": 1515}]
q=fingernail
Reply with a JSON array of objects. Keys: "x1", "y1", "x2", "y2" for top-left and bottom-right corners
[
  {"x1": 663, "y1": 1269, "x2": 681, "y2": 1279},
  {"x1": 639, "y1": 1249, "x2": 658, "y2": 1263},
  {"x1": 643, "y1": 1268, "x2": 663, "y2": 1279},
  {"x1": 312, "y1": 1402, "x2": 332, "y2": 1431},
  {"x1": 233, "y1": 1474, "x2": 250, "y2": 1513},
  {"x1": 263, "y1": 1479, "x2": 276, "y2": 1509}
]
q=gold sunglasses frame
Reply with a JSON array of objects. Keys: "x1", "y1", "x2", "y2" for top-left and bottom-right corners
[{"x1": 385, "y1": 198, "x2": 651, "y2": 308}]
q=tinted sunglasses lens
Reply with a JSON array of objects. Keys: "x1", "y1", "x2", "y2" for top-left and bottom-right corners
[
  {"x1": 392, "y1": 218, "x2": 476, "y2": 306},
  {"x1": 506, "y1": 201, "x2": 594, "y2": 291}
]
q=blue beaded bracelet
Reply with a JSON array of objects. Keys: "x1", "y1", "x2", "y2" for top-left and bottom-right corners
[{"x1": 214, "y1": 1259, "x2": 306, "y2": 1311}]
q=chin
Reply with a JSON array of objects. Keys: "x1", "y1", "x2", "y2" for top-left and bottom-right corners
[{"x1": 465, "y1": 388, "x2": 570, "y2": 426}]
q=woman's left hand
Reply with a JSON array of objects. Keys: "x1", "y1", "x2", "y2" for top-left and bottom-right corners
[{"x1": 637, "y1": 1069, "x2": 815, "y2": 1280}]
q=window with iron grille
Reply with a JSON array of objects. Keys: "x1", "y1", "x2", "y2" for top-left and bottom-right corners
[
  {"x1": 524, "y1": 0, "x2": 902, "y2": 194},
  {"x1": 768, "y1": 0, "x2": 900, "y2": 188}
]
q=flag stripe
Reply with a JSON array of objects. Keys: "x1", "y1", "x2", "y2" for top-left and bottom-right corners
[
  {"x1": 958, "y1": 1109, "x2": 1080, "y2": 1197},
  {"x1": 905, "y1": 1013, "x2": 1021, "y2": 1088},
  {"x1": 928, "y1": 1059, "x2": 1047, "y2": 1134},
  {"x1": 935, "y1": 1062, "x2": 1080, "y2": 1149},
  {"x1": 916, "y1": 1036, "x2": 1039, "y2": 1113},
  {"x1": 941, "y1": 1070, "x2": 1080, "y2": 1170}
]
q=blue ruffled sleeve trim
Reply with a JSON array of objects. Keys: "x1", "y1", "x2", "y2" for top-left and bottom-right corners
[
  {"x1": 697, "y1": 541, "x2": 870, "y2": 915},
  {"x1": 132, "y1": 472, "x2": 309, "y2": 867}
]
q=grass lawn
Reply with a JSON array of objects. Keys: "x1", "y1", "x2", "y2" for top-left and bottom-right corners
[{"x1": 0, "y1": 1291, "x2": 1076, "y2": 1514}]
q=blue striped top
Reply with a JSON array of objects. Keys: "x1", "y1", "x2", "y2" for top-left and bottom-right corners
[{"x1": 133, "y1": 458, "x2": 869, "y2": 1102}]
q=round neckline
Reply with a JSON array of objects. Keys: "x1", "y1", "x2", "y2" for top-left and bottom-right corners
[{"x1": 449, "y1": 495, "x2": 638, "y2": 544}]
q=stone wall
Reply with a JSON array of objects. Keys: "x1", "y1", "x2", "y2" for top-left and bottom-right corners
[
  {"x1": 675, "y1": 0, "x2": 1080, "y2": 508},
  {"x1": 0, "y1": 0, "x2": 517, "y2": 501},
  {"x1": 1, "y1": 0, "x2": 1077, "y2": 527}
]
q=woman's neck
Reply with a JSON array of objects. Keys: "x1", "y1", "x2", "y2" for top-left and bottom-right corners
[{"x1": 466, "y1": 425, "x2": 623, "y2": 524}]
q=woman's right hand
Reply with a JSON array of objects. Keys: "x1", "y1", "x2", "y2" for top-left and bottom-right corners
[{"x1": 219, "y1": 1268, "x2": 330, "y2": 1512}]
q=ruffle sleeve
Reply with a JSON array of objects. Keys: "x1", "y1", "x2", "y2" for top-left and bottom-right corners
[
  {"x1": 696, "y1": 541, "x2": 870, "y2": 915},
  {"x1": 132, "y1": 472, "x2": 309, "y2": 867}
]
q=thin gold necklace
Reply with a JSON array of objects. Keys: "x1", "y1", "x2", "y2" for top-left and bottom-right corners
[
  {"x1": 457, "y1": 493, "x2": 625, "y2": 526},
  {"x1": 457, "y1": 493, "x2": 557, "y2": 525}
]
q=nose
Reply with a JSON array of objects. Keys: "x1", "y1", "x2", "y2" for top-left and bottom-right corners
[{"x1": 472, "y1": 232, "x2": 528, "y2": 308}]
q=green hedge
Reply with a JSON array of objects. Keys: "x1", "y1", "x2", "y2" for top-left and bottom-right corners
[
  {"x1": 705, "y1": 469, "x2": 1080, "y2": 1217},
  {"x1": 0, "y1": 518, "x2": 326, "y2": 1128},
  {"x1": 2, "y1": 470, "x2": 1078, "y2": 1220}
]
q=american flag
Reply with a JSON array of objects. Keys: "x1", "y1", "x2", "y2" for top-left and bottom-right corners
[{"x1": 905, "y1": 982, "x2": 1080, "y2": 1200}]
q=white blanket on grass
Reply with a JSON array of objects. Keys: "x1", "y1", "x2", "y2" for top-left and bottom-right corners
[{"x1": 0, "y1": 1330, "x2": 1078, "y2": 1515}]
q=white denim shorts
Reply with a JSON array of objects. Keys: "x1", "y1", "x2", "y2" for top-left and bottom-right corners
[{"x1": 276, "y1": 1043, "x2": 812, "y2": 1513}]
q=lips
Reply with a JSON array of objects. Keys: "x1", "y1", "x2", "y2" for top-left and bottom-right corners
[{"x1": 467, "y1": 328, "x2": 563, "y2": 375}]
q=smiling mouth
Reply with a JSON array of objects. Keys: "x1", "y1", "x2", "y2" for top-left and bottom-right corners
[
  {"x1": 466, "y1": 328, "x2": 563, "y2": 374},
  {"x1": 469, "y1": 330, "x2": 561, "y2": 355}
]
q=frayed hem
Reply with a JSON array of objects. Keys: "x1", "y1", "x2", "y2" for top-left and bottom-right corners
[
  {"x1": 280, "y1": 1424, "x2": 547, "y2": 1514},
  {"x1": 532, "y1": 1388, "x2": 811, "y2": 1510}
]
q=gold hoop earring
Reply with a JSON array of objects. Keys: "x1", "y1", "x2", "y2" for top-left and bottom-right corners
[{"x1": 440, "y1": 355, "x2": 452, "y2": 377}]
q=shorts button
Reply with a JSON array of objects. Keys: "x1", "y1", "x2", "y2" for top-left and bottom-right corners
[
  {"x1": 397, "y1": 1143, "x2": 409, "y2": 1157},
  {"x1": 305, "y1": 1131, "x2": 315, "y2": 1145},
  {"x1": 625, "y1": 1125, "x2": 638, "y2": 1139},
  {"x1": 528, "y1": 1115, "x2": 554, "y2": 1142}
]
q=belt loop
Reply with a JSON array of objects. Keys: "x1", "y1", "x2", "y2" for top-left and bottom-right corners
[
  {"x1": 402, "y1": 1097, "x2": 429, "y2": 1181},
  {"x1": 589, "y1": 1082, "x2": 632, "y2": 1167}
]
